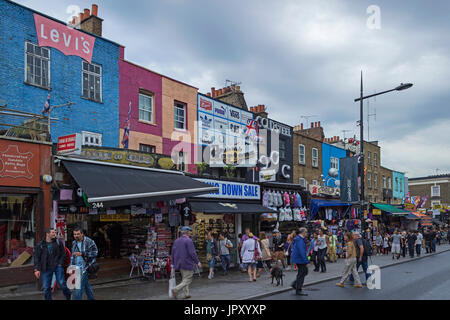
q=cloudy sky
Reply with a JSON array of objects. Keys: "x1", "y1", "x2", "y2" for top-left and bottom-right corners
[{"x1": 16, "y1": 0, "x2": 450, "y2": 178}]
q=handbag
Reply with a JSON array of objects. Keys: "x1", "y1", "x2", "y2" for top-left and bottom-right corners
[{"x1": 253, "y1": 239, "x2": 261, "y2": 261}]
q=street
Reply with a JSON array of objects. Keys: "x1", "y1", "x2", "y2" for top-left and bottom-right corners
[{"x1": 262, "y1": 250, "x2": 450, "y2": 300}]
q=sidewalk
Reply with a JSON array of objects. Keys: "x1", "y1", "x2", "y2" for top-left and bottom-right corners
[{"x1": 1, "y1": 244, "x2": 449, "y2": 300}]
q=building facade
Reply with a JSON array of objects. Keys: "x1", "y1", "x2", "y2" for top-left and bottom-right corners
[
  {"x1": 408, "y1": 174, "x2": 450, "y2": 209},
  {"x1": 322, "y1": 142, "x2": 346, "y2": 188},
  {"x1": 380, "y1": 166, "x2": 393, "y2": 204},
  {"x1": 392, "y1": 170, "x2": 406, "y2": 204},
  {"x1": 0, "y1": 1, "x2": 121, "y2": 147},
  {"x1": 362, "y1": 141, "x2": 381, "y2": 203}
]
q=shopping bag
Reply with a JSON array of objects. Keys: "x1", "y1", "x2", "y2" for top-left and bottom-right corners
[{"x1": 168, "y1": 267, "x2": 176, "y2": 298}]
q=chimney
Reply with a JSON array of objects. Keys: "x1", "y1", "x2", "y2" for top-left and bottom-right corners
[
  {"x1": 206, "y1": 92, "x2": 211, "y2": 97},
  {"x1": 301, "y1": 123, "x2": 303, "y2": 130},
  {"x1": 211, "y1": 87, "x2": 215, "y2": 97},
  {"x1": 311, "y1": 122, "x2": 314, "y2": 128},
  {"x1": 79, "y1": 4, "x2": 103, "y2": 37},
  {"x1": 318, "y1": 121, "x2": 321, "y2": 127}
]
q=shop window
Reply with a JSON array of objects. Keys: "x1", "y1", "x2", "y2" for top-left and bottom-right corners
[
  {"x1": 374, "y1": 153, "x2": 378, "y2": 167},
  {"x1": 139, "y1": 92, "x2": 154, "y2": 123},
  {"x1": 139, "y1": 144, "x2": 155, "y2": 153},
  {"x1": 312, "y1": 148, "x2": 318, "y2": 168},
  {"x1": 431, "y1": 185, "x2": 440, "y2": 197},
  {"x1": 25, "y1": 41, "x2": 50, "y2": 88},
  {"x1": 174, "y1": 102, "x2": 186, "y2": 130},
  {"x1": 312, "y1": 180, "x2": 319, "y2": 186},
  {"x1": 82, "y1": 61, "x2": 102, "y2": 102},
  {"x1": 298, "y1": 144, "x2": 305, "y2": 164},
  {"x1": 383, "y1": 176, "x2": 386, "y2": 189},
  {"x1": 388, "y1": 177, "x2": 392, "y2": 189},
  {"x1": 82, "y1": 131, "x2": 102, "y2": 147},
  {"x1": 0, "y1": 194, "x2": 36, "y2": 269}
]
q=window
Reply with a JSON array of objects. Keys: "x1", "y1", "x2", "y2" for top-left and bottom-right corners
[
  {"x1": 395, "y1": 177, "x2": 399, "y2": 192},
  {"x1": 312, "y1": 180, "x2": 319, "y2": 186},
  {"x1": 25, "y1": 42, "x2": 50, "y2": 88},
  {"x1": 298, "y1": 144, "x2": 305, "y2": 164},
  {"x1": 139, "y1": 144, "x2": 155, "y2": 153},
  {"x1": 176, "y1": 151, "x2": 186, "y2": 172},
  {"x1": 279, "y1": 140, "x2": 286, "y2": 159},
  {"x1": 174, "y1": 102, "x2": 186, "y2": 130},
  {"x1": 368, "y1": 195, "x2": 372, "y2": 202},
  {"x1": 383, "y1": 176, "x2": 386, "y2": 188},
  {"x1": 330, "y1": 157, "x2": 339, "y2": 170},
  {"x1": 431, "y1": 185, "x2": 440, "y2": 197},
  {"x1": 374, "y1": 196, "x2": 378, "y2": 203},
  {"x1": 388, "y1": 177, "x2": 392, "y2": 189},
  {"x1": 299, "y1": 178, "x2": 307, "y2": 187},
  {"x1": 367, "y1": 151, "x2": 371, "y2": 165},
  {"x1": 139, "y1": 93, "x2": 154, "y2": 123},
  {"x1": 82, "y1": 131, "x2": 102, "y2": 147},
  {"x1": 312, "y1": 148, "x2": 318, "y2": 167},
  {"x1": 399, "y1": 178, "x2": 403, "y2": 192},
  {"x1": 82, "y1": 61, "x2": 102, "y2": 102},
  {"x1": 431, "y1": 201, "x2": 441, "y2": 207},
  {"x1": 374, "y1": 153, "x2": 378, "y2": 167},
  {"x1": 374, "y1": 173, "x2": 377, "y2": 189},
  {"x1": 367, "y1": 172, "x2": 372, "y2": 188}
]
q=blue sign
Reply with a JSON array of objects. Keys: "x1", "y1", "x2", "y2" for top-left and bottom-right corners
[{"x1": 193, "y1": 178, "x2": 260, "y2": 200}]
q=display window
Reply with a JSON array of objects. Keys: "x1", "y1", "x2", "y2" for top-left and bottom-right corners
[{"x1": 0, "y1": 194, "x2": 36, "y2": 268}]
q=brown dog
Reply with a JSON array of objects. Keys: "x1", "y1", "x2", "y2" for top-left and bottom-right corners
[{"x1": 271, "y1": 251, "x2": 285, "y2": 268}]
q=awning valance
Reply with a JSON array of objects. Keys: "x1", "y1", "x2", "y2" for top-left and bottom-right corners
[
  {"x1": 372, "y1": 203, "x2": 409, "y2": 215},
  {"x1": 190, "y1": 200, "x2": 277, "y2": 215},
  {"x1": 60, "y1": 157, "x2": 218, "y2": 207},
  {"x1": 310, "y1": 199, "x2": 353, "y2": 219}
]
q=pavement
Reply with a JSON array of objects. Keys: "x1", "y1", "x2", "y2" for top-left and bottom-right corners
[
  {"x1": 262, "y1": 249, "x2": 450, "y2": 300},
  {"x1": 1, "y1": 243, "x2": 449, "y2": 300}
]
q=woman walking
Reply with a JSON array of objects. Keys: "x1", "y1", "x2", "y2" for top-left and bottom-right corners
[
  {"x1": 308, "y1": 232, "x2": 319, "y2": 271},
  {"x1": 241, "y1": 233, "x2": 262, "y2": 282},
  {"x1": 317, "y1": 229, "x2": 328, "y2": 273},
  {"x1": 284, "y1": 234, "x2": 294, "y2": 271},
  {"x1": 382, "y1": 233, "x2": 390, "y2": 255},
  {"x1": 336, "y1": 232, "x2": 363, "y2": 288},
  {"x1": 259, "y1": 232, "x2": 272, "y2": 272},
  {"x1": 205, "y1": 231, "x2": 219, "y2": 280},
  {"x1": 375, "y1": 232, "x2": 383, "y2": 256}
]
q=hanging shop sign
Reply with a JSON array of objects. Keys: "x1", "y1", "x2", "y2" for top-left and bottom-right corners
[
  {"x1": 57, "y1": 133, "x2": 82, "y2": 154},
  {"x1": 372, "y1": 209, "x2": 382, "y2": 216},
  {"x1": 404, "y1": 203, "x2": 415, "y2": 210},
  {"x1": 34, "y1": 14, "x2": 95, "y2": 63},
  {"x1": 309, "y1": 184, "x2": 339, "y2": 197},
  {"x1": 99, "y1": 214, "x2": 131, "y2": 222},
  {"x1": 0, "y1": 144, "x2": 34, "y2": 180},
  {"x1": 193, "y1": 178, "x2": 260, "y2": 200}
]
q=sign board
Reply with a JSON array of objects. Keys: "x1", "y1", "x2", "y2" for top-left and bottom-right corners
[
  {"x1": 34, "y1": 13, "x2": 95, "y2": 63},
  {"x1": 0, "y1": 145, "x2": 34, "y2": 180},
  {"x1": 57, "y1": 133, "x2": 82, "y2": 154},
  {"x1": 404, "y1": 203, "x2": 415, "y2": 210},
  {"x1": 433, "y1": 204, "x2": 442, "y2": 210},
  {"x1": 100, "y1": 214, "x2": 131, "y2": 222},
  {"x1": 372, "y1": 209, "x2": 382, "y2": 216},
  {"x1": 193, "y1": 178, "x2": 260, "y2": 200},
  {"x1": 259, "y1": 169, "x2": 276, "y2": 182},
  {"x1": 309, "y1": 184, "x2": 339, "y2": 197}
]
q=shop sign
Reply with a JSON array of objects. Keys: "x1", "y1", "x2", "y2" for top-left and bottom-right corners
[
  {"x1": 193, "y1": 178, "x2": 260, "y2": 200},
  {"x1": 373, "y1": 209, "x2": 382, "y2": 216},
  {"x1": 57, "y1": 133, "x2": 82, "y2": 154},
  {"x1": 34, "y1": 14, "x2": 95, "y2": 63},
  {"x1": 433, "y1": 204, "x2": 442, "y2": 210},
  {"x1": 99, "y1": 214, "x2": 131, "y2": 222},
  {"x1": 259, "y1": 169, "x2": 276, "y2": 182},
  {"x1": 199, "y1": 96, "x2": 213, "y2": 113},
  {"x1": 309, "y1": 184, "x2": 339, "y2": 196},
  {"x1": 0, "y1": 145, "x2": 34, "y2": 180},
  {"x1": 404, "y1": 203, "x2": 415, "y2": 210},
  {"x1": 255, "y1": 116, "x2": 291, "y2": 137}
]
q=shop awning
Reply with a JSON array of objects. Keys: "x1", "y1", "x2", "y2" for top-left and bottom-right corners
[
  {"x1": 59, "y1": 157, "x2": 219, "y2": 207},
  {"x1": 372, "y1": 203, "x2": 409, "y2": 216},
  {"x1": 310, "y1": 199, "x2": 353, "y2": 219},
  {"x1": 189, "y1": 201, "x2": 278, "y2": 215}
]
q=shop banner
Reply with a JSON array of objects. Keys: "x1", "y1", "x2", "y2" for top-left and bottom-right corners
[
  {"x1": 340, "y1": 156, "x2": 359, "y2": 202},
  {"x1": 100, "y1": 214, "x2": 131, "y2": 222},
  {"x1": 193, "y1": 178, "x2": 260, "y2": 200},
  {"x1": 404, "y1": 203, "x2": 415, "y2": 210},
  {"x1": 373, "y1": 209, "x2": 382, "y2": 216}
]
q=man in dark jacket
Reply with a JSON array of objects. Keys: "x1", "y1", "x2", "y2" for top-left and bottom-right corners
[
  {"x1": 406, "y1": 231, "x2": 417, "y2": 258},
  {"x1": 34, "y1": 228, "x2": 71, "y2": 300},
  {"x1": 290, "y1": 227, "x2": 310, "y2": 296}
]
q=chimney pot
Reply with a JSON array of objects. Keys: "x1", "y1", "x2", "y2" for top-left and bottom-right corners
[
  {"x1": 92, "y1": 4, "x2": 98, "y2": 16},
  {"x1": 301, "y1": 123, "x2": 303, "y2": 130},
  {"x1": 211, "y1": 87, "x2": 215, "y2": 97},
  {"x1": 318, "y1": 121, "x2": 321, "y2": 127},
  {"x1": 78, "y1": 12, "x2": 84, "y2": 23},
  {"x1": 311, "y1": 122, "x2": 314, "y2": 128},
  {"x1": 206, "y1": 92, "x2": 211, "y2": 97},
  {"x1": 236, "y1": 86, "x2": 240, "y2": 91},
  {"x1": 84, "y1": 8, "x2": 90, "y2": 19}
]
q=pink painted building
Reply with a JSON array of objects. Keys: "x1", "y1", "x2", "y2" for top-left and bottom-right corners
[{"x1": 119, "y1": 47, "x2": 198, "y2": 173}]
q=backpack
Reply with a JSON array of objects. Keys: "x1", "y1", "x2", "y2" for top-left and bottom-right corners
[{"x1": 362, "y1": 238, "x2": 373, "y2": 256}]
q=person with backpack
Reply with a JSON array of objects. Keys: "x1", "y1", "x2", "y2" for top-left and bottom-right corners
[
  {"x1": 34, "y1": 228, "x2": 72, "y2": 300},
  {"x1": 349, "y1": 231, "x2": 370, "y2": 285}
]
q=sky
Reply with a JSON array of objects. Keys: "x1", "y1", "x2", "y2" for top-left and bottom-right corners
[{"x1": 15, "y1": 0, "x2": 450, "y2": 178}]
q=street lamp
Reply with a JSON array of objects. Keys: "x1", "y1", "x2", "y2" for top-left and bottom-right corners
[{"x1": 354, "y1": 72, "x2": 412, "y2": 217}]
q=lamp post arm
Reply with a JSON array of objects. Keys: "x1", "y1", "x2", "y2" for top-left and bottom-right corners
[{"x1": 354, "y1": 88, "x2": 396, "y2": 102}]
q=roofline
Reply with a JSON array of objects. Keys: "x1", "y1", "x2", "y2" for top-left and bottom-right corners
[
  {"x1": 5, "y1": 0, "x2": 125, "y2": 48},
  {"x1": 293, "y1": 131, "x2": 324, "y2": 144},
  {"x1": 408, "y1": 174, "x2": 450, "y2": 181}
]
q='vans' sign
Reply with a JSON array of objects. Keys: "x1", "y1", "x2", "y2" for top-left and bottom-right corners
[{"x1": 34, "y1": 14, "x2": 95, "y2": 63}]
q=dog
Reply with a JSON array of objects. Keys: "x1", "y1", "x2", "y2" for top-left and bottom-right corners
[{"x1": 270, "y1": 260, "x2": 284, "y2": 286}]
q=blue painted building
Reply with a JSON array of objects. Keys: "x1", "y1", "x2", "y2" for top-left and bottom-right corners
[
  {"x1": 0, "y1": 0, "x2": 121, "y2": 147},
  {"x1": 392, "y1": 170, "x2": 405, "y2": 200},
  {"x1": 322, "y1": 142, "x2": 346, "y2": 187}
]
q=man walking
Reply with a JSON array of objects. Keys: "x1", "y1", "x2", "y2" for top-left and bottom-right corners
[
  {"x1": 391, "y1": 229, "x2": 402, "y2": 260},
  {"x1": 70, "y1": 227, "x2": 98, "y2": 300},
  {"x1": 290, "y1": 228, "x2": 310, "y2": 296},
  {"x1": 171, "y1": 226, "x2": 201, "y2": 300},
  {"x1": 415, "y1": 230, "x2": 423, "y2": 256},
  {"x1": 349, "y1": 232, "x2": 370, "y2": 284},
  {"x1": 406, "y1": 230, "x2": 417, "y2": 258},
  {"x1": 218, "y1": 233, "x2": 233, "y2": 276},
  {"x1": 34, "y1": 228, "x2": 72, "y2": 300},
  {"x1": 424, "y1": 229, "x2": 433, "y2": 253}
]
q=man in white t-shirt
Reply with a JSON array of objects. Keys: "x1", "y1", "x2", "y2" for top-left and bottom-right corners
[{"x1": 415, "y1": 231, "x2": 423, "y2": 256}]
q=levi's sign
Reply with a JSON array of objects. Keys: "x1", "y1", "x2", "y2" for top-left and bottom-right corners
[{"x1": 34, "y1": 14, "x2": 95, "y2": 63}]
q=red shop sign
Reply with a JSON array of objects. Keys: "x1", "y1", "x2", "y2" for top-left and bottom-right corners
[{"x1": 0, "y1": 145, "x2": 34, "y2": 180}]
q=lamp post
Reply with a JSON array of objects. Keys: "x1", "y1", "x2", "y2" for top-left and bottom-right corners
[{"x1": 354, "y1": 72, "x2": 412, "y2": 217}]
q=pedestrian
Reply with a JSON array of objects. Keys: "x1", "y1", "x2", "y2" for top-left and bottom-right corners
[
  {"x1": 415, "y1": 230, "x2": 423, "y2": 256},
  {"x1": 424, "y1": 229, "x2": 433, "y2": 253},
  {"x1": 431, "y1": 229, "x2": 437, "y2": 252},
  {"x1": 406, "y1": 230, "x2": 417, "y2": 258},
  {"x1": 218, "y1": 232, "x2": 233, "y2": 276},
  {"x1": 447, "y1": 228, "x2": 450, "y2": 244},
  {"x1": 171, "y1": 226, "x2": 202, "y2": 299},
  {"x1": 259, "y1": 232, "x2": 272, "y2": 271},
  {"x1": 316, "y1": 229, "x2": 328, "y2": 273},
  {"x1": 272, "y1": 229, "x2": 285, "y2": 269},
  {"x1": 336, "y1": 232, "x2": 363, "y2": 288},
  {"x1": 391, "y1": 229, "x2": 402, "y2": 260},
  {"x1": 290, "y1": 227, "x2": 310, "y2": 296},
  {"x1": 205, "y1": 231, "x2": 219, "y2": 280},
  {"x1": 33, "y1": 228, "x2": 72, "y2": 300},
  {"x1": 241, "y1": 233, "x2": 262, "y2": 282},
  {"x1": 349, "y1": 231, "x2": 370, "y2": 284},
  {"x1": 284, "y1": 234, "x2": 294, "y2": 271},
  {"x1": 327, "y1": 230, "x2": 337, "y2": 263},
  {"x1": 382, "y1": 233, "x2": 390, "y2": 255},
  {"x1": 375, "y1": 232, "x2": 383, "y2": 255},
  {"x1": 308, "y1": 232, "x2": 319, "y2": 272},
  {"x1": 336, "y1": 230, "x2": 344, "y2": 259},
  {"x1": 401, "y1": 231, "x2": 407, "y2": 258},
  {"x1": 70, "y1": 227, "x2": 98, "y2": 300}
]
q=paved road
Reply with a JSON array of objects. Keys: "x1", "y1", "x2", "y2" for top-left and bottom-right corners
[{"x1": 261, "y1": 250, "x2": 450, "y2": 300}]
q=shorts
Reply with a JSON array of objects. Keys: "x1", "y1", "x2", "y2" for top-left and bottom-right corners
[
  {"x1": 208, "y1": 259, "x2": 215, "y2": 268},
  {"x1": 244, "y1": 263, "x2": 256, "y2": 270},
  {"x1": 392, "y1": 243, "x2": 401, "y2": 254}
]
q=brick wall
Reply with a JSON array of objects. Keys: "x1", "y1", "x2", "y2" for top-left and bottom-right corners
[{"x1": 293, "y1": 132, "x2": 322, "y2": 187}]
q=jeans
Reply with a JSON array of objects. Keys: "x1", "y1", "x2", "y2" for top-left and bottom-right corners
[
  {"x1": 431, "y1": 240, "x2": 436, "y2": 252},
  {"x1": 311, "y1": 251, "x2": 319, "y2": 270},
  {"x1": 349, "y1": 255, "x2": 370, "y2": 283},
  {"x1": 41, "y1": 266, "x2": 72, "y2": 300},
  {"x1": 408, "y1": 245, "x2": 415, "y2": 257},
  {"x1": 73, "y1": 272, "x2": 95, "y2": 300},
  {"x1": 220, "y1": 254, "x2": 230, "y2": 272},
  {"x1": 317, "y1": 248, "x2": 327, "y2": 272},
  {"x1": 416, "y1": 244, "x2": 421, "y2": 256}
]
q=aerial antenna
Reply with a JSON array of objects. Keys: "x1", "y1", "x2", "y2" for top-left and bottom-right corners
[
  {"x1": 341, "y1": 130, "x2": 352, "y2": 141},
  {"x1": 300, "y1": 115, "x2": 319, "y2": 126},
  {"x1": 225, "y1": 79, "x2": 242, "y2": 87}
]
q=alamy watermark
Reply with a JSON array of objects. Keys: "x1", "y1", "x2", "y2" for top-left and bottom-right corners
[
  {"x1": 367, "y1": 5, "x2": 381, "y2": 30},
  {"x1": 366, "y1": 265, "x2": 381, "y2": 290}
]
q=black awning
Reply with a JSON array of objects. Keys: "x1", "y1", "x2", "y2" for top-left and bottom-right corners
[
  {"x1": 190, "y1": 200, "x2": 277, "y2": 215},
  {"x1": 61, "y1": 158, "x2": 218, "y2": 207}
]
